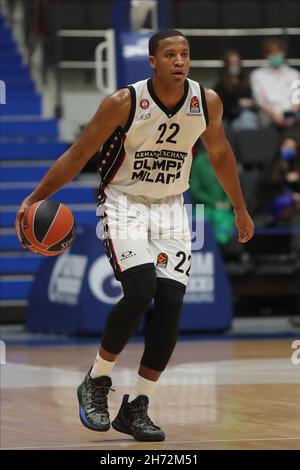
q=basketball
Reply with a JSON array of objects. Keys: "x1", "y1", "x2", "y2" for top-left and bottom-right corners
[{"x1": 20, "y1": 200, "x2": 76, "y2": 256}]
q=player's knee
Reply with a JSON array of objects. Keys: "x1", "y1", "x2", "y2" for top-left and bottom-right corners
[
  {"x1": 122, "y1": 268, "x2": 156, "y2": 309},
  {"x1": 155, "y1": 281, "x2": 185, "y2": 313}
]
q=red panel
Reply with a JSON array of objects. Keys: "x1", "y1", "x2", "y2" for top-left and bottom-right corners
[{"x1": 42, "y1": 204, "x2": 74, "y2": 247}]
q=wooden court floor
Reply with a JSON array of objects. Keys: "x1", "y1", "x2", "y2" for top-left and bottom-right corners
[{"x1": 1, "y1": 338, "x2": 300, "y2": 450}]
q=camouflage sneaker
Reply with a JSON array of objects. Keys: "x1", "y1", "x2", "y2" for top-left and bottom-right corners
[{"x1": 77, "y1": 372, "x2": 113, "y2": 432}]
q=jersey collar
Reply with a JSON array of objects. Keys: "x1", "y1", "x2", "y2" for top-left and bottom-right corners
[{"x1": 147, "y1": 78, "x2": 189, "y2": 118}]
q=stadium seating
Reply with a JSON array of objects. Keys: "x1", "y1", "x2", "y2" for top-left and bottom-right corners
[
  {"x1": 172, "y1": 0, "x2": 300, "y2": 65},
  {"x1": 234, "y1": 128, "x2": 281, "y2": 167},
  {"x1": 0, "y1": 16, "x2": 98, "y2": 315},
  {"x1": 174, "y1": 0, "x2": 219, "y2": 28},
  {"x1": 220, "y1": 0, "x2": 263, "y2": 28}
]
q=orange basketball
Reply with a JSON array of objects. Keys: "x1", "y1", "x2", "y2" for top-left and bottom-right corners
[{"x1": 20, "y1": 200, "x2": 76, "y2": 256}]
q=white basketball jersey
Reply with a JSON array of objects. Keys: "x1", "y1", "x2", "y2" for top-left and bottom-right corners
[{"x1": 98, "y1": 78, "x2": 208, "y2": 203}]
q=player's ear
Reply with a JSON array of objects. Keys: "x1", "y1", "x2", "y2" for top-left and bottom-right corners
[{"x1": 149, "y1": 55, "x2": 156, "y2": 71}]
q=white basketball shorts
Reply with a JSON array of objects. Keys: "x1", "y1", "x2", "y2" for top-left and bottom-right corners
[{"x1": 98, "y1": 186, "x2": 191, "y2": 288}]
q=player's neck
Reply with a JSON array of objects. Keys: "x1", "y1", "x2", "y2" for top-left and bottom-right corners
[{"x1": 152, "y1": 76, "x2": 185, "y2": 109}]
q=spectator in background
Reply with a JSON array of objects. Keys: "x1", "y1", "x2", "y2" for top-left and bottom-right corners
[
  {"x1": 270, "y1": 138, "x2": 300, "y2": 222},
  {"x1": 189, "y1": 151, "x2": 235, "y2": 247},
  {"x1": 215, "y1": 50, "x2": 259, "y2": 132},
  {"x1": 250, "y1": 38, "x2": 300, "y2": 129}
]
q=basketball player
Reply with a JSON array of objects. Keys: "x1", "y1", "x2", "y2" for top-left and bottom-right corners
[{"x1": 16, "y1": 30, "x2": 254, "y2": 441}]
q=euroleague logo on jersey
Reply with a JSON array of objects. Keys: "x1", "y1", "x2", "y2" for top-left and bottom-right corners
[
  {"x1": 190, "y1": 96, "x2": 200, "y2": 114},
  {"x1": 156, "y1": 252, "x2": 168, "y2": 268},
  {"x1": 140, "y1": 99, "x2": 149, "y2": 110}
]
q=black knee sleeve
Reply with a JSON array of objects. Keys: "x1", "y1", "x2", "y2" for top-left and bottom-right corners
[
  {"x1": 101, "y1": 268, "x2": 156, "y2": 354},
  {"x1": 141, "y1": 280, "x2": 185, "y2": 371}
]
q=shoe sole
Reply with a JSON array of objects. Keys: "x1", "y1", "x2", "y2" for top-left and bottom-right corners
[
  {"x1": 112, "y1": 418, "x2": 165, "y2": 442},
  {"x1": 77, "y1": 387, "x2": 110, "y2": 432}
]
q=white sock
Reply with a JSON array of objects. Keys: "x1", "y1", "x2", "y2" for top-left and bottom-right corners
[
  {"x1": 128, "y1": 375, "x2": 157, "y2": 402},
  {"x1": 90, "y1": 352, "x2": 116, "y2": 379}
]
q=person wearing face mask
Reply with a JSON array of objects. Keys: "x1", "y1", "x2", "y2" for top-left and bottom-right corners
[
  {"x1": 215, "y1": 50, "x2": 259, "y2": 132},
  {"x1": 270, "y1": 138, "x2": 300, "y2": 222},
  {"x1": 250, "y1": 38, "x2": 300, "y2": 129}
]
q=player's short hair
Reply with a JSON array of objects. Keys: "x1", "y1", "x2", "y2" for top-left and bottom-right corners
[
  {"x1": 261, "y1": 37, "x2": 287, "y2": 57},
  {"x1": 148, "y1": 29, "x2": 188, "y2": 56}
]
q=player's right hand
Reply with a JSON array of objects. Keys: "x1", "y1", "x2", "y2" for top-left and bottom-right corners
[
  {"x1": 234, "y1": 207, "x2": 255, "y2": 244},
  {"x1": 15, "y1": 199, "x2": 33, "y2": 247}
]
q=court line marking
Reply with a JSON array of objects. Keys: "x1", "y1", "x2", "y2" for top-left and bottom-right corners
[{"x1": 3, "y1": 437, "x2": 300, "y2": 450}]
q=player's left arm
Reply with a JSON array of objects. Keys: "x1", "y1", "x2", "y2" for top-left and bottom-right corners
[{"x1": 201, "y1": 88, "x2": 254, "y2": 243}]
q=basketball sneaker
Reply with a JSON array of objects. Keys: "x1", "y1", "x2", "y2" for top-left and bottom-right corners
[
  {"x1": 112, "y1": 394, "x2": 165, "y2": 441},
  {"x1": 77, "y1": 372, "x2": 113, "y2": 432}
]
